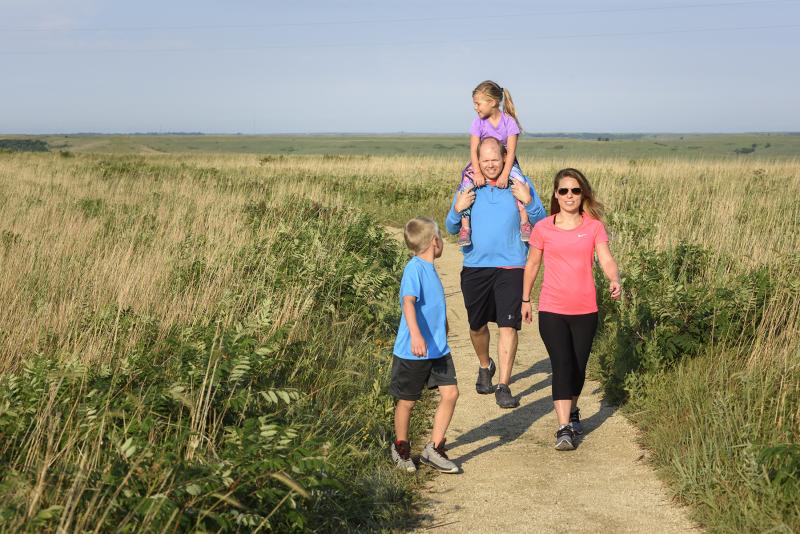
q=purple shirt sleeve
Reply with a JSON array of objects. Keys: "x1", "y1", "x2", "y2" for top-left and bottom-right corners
[
  {"x1": 504, "y1": 113, "x2": 520, "y2": 137},
  {"x1": 469, "y1": 117, "x2": 483, "y2": 138}
]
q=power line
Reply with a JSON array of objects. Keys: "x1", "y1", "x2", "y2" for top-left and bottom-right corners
[
  {"x1": 0, "y1": 0, "x2": 796, "y2": 33},
  {"x1": 1, "y1": 23, "x2": 797, "y2": 56}
]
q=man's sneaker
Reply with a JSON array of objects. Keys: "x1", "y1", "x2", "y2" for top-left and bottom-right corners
[
  {"x1": 520, "y1": 221, "x2": 533, "y2": 242},
  {"x1": 475, "y1": 358, "x2": 496, "y2": 394},
  {"x1": 569, "y1": 407, "x2": 583, "y2": 435},
  {"x1": 458, "y1": 226, "x2": 472, "y2": 247},
  {"x1": 495, "y1": 383, "x2": 519, "y2": 408},
  {"x1": 420, "y1": 440, "x2": 459, "y2": 474},
  {"x1": 555, "y1": 425, "x2": 576, "y2": 451},
  {"x1": 391, "y1": 440, "x2": 416, "y2": 473}
]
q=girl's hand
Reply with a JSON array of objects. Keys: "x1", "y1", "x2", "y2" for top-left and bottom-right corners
[
  {"x1": 609, "y1": 280, "x2": 621, "y2": 300},
  {"x1": 496, "y1": 175, "x2": 509, "y2": 189},
  {"x1": 472, "y1": 170, "x2": 486, "y2": 187},
  {"x1": 521, "y1": 301, "x2": 533, "y2": 323}
]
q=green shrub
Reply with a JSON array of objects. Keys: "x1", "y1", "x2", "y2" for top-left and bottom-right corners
[
  {"x1": 0, "y1": 200, "x2": 418, "y2": 532},
  {"x1": 592, "y1": 218, "x2": 800, "y2": 530},
  {"x1": 594, "y1": 242, "x2": 790, "y2": 403}
]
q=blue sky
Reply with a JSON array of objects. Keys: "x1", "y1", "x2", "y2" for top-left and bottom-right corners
[{"x1": 2, "y1": 0, "x2": 799, "y2": 133}]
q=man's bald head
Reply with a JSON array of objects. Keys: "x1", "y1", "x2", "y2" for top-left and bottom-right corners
[
  {"x1": 476, "y1": 137, "x2": 507, "y2": 159},
  {"x1": 477, "y1": 137, "x2": 506, "y2": 181}
]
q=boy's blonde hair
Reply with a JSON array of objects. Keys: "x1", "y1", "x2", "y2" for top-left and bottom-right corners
[{"x1": 404, "y1": 217, "x2": 440, "y2": 255}]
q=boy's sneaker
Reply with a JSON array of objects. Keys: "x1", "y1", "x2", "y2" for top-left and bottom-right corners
[
  {"x1": 391, "y1": 440, "x2": 416, "y2": 473},
  {"x1": 475, "y1": 358, "x2": 496, "y2": 394},
  {"x1": 555, "y1": 425, "x2": 576, "y2": 451},
  {"x1": 520, "y1": 221, "x2": 533, "y2": 242},
  {"x1": 458, "y1": 226, "x2": 472, "y2": 247},
  {"x1": 495, "y1": 383, "x2": 519, "y2": 408},
  {"x1": 569, "y1": 407, "x2": 583, "y2": 435},
  {"x1": 421, "y1": 440, "x2": 459, "y2": 474}
]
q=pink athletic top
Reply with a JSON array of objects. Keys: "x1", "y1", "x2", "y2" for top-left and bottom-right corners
[{"x1": 530, "y1": 214, "x2": 609, "y2": 315}]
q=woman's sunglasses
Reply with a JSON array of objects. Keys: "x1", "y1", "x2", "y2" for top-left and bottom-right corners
[{"x1": 557, "y1": 187, "x2": 582, "y2": 195}]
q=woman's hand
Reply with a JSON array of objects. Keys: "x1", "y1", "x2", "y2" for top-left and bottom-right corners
[
  {"x1": 521, "y1": 301, "x2": 533, "y2": 323},
  {"x1": 609, "y1": 280, "x2": 621, "y2": 300},
  {"x1": 455, "y1": 186, "x2": 476, "y2": 213}
]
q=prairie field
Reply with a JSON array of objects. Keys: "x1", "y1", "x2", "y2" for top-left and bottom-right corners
[
  {"x1": 0, "y1": 138, "x2": 798, "y2": 532},
  {"x1": 6, "y1": 132, "x2": 800, "y2": 159}
]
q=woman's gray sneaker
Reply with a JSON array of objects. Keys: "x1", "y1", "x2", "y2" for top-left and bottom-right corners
[
  {"x1": 421, "y1": 440, "x2": 459, "y2": 474},
  {"x1": 475, "y1": 358, "x2": 497, "y2": 394},
  {"x1": 391, "y1": 441, "x2": 416, "y2": 472},
  {"x1": 495, "y1": 383, "x2": 519, "y2": 408},
  {"x1": 555, "y1": 425, "x2": 576, "y2": 451},
  {"x1": 569, "y1": 407, "x2": 583, "y2": 435}
]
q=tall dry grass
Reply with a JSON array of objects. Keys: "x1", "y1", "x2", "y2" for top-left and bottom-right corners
[
  {"x1": 1, "y1": 153, "x2": 796, "y2": 373},
  {"x1": 0, "y1": 150, "x2": 798, "y2": 531}
]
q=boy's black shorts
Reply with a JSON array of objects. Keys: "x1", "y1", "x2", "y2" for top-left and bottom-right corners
[
  {"x1": 389, "y1": 354, "x2": 458, "y2": 401},
  {"x1": 460, "y1": 267, "x2": 523, "y2": 331}
]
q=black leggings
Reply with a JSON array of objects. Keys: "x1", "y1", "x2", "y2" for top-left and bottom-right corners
[{"x1": 538, "y1": 311, "x2": 599, "y2": 401}]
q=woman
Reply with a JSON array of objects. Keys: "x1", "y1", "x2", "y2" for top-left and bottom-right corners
[{"x1": 521, "y1": 168, "x2": 621, "y2": 450}]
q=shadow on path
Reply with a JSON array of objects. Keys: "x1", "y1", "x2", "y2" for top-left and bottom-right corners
[
  {"x1": 446, "y1": 394, "x2": 553, "y2": 465},
  {"x1": 509, "y1": 356, "x2": 551, "y2": 384},
  {"x1": 447, "y1": 356, "x2": 618, "y2": 461},
  {"x1": 579, "y1": 394, "x2": 617, "y2": 439}
]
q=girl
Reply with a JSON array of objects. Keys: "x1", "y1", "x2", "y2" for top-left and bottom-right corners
[
  {"x1": 457, "y1": 80, "x2": 536, "y2": 247},
  {"x1": 521, "y1": 168, "x2": 621, "y2": 451}
]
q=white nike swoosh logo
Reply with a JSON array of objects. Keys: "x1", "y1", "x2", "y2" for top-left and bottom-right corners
[{"x1": 578, "y1": 234, "x2": 588, "y2": 237}]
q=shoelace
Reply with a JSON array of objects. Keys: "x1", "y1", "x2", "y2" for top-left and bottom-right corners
[{"x1": 556, "y1": 426, "x2": 573, "y2": 439}]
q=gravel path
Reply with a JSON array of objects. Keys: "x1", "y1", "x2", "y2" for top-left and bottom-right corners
[{"x1": 408, "y1": 233, "x2": 698, "y2": 533}]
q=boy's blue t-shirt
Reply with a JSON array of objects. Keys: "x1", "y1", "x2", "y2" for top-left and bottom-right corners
[{"x1": 393, "y1": 256, "x2": 450, "y2": 360}]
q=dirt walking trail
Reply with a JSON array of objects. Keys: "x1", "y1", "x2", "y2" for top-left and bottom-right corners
[{"x1": 408, "y1": 234, "x2": 698, "y2": 533}]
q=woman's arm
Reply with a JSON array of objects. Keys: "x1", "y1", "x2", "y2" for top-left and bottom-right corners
[
  {"x1": 469, "y1": 135, "x2": 485, "y2": 186},
  {"x1": 522, "y1": 246, "x2": 543, "y2": 323},
  {"x1": 596, "y1": 242, "x2": 621, "y2": 300}
]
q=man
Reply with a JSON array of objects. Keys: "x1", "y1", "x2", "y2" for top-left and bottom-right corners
[{"x1": 445, "y1": 137, "x2": 546, "y2": 408}]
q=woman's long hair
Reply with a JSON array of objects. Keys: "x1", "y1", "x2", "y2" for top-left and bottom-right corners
[{"x1": 550, "y1": 168, "x2": 605, "y2": 222}]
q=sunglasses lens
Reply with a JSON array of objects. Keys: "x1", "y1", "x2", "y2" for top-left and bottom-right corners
[
  {"x1": 572, "y1": 188, "x2": 582, "y2": 195},
  {"x1": 557, "y1": 188, "x2": 568, "y2": 195}
]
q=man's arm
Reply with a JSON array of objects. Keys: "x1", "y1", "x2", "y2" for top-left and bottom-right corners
[
  {"x1": 523, "y1": 182, "x2": 547, "y2": 225},
  {"x1": 445, "y1": 187, "x2": 477, "y2": 234}
]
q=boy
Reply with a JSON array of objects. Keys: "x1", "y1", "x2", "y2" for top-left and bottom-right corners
[{"x1": 389, "y1": 217, "x2": 460, "y2": 474}]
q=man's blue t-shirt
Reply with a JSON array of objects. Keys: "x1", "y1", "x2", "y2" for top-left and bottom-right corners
[
  {"x1": 393, "y1": 256, "x2": 450, "y2": 360},
  {"x1": 445, "y1": 178, "x2": 546, "y2": 267}
]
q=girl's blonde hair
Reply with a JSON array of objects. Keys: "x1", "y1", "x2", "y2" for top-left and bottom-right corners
[
  {"x1": 472, "y1": 80, "x2": 522, "y2": 133},
  {"x1": 404, "y1": 217, "x2": 440, "y2": 255},
  {"x1": 550, "y1": 168, "x2": 605, "y2": 222}
]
